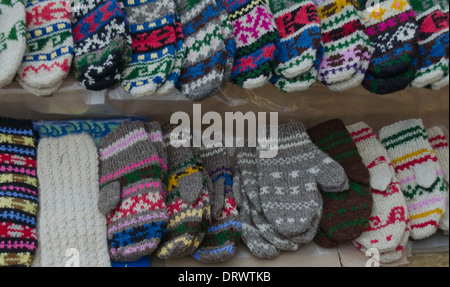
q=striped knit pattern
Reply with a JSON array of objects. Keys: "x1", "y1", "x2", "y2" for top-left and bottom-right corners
[
  {"x1": 0, "y1": 117, "x2": 38, "y2": 267},
  {"x1": 348, "y1": 122, "x2": 408, "y2": 253},
  {"x1": 216, "y1": 0, "x2": 236, "y2": 85},
  {"x1": 410, "y1": 0, "x2": 449, "y2": 88},
  {"x1": 0, "y1": 0, "x2": 27, "y2": 88},
  {"x1": 71, "y1": 0, "x2": 131, "y2": 91},
  {"x1": 380, "y1": 119, "x2": 447, "y2": 240},
  {"x1": 269, "y1": 0, "x2": 321, "y2": 79},
  {"x1": 315, "y1": 0, "x2": 372, "y2": 91},
  {"x1": 121, "y1": 0, "x2": 177, "y2": 97},
  {"x1": 98, "y1": 121, "x2": 168, "y2": 261},
  {"x1": 16, "y1": 0, "x2": 73, "y2": 96},
  {"x1": 175, "y1": 0, "x2": 227, "y2": 100},
  {"x1": 223, "y1": 0, "x2": 278, "y2": 89}
]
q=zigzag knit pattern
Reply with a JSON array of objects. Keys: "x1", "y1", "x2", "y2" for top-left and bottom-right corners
[{"x1": 0, "y1": 117, "x2": 38, "y2": 267}]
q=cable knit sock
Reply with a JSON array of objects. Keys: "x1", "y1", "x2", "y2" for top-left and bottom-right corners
[
  {"x1": 224, "y1": 0, "x2": 278, "y2": 89},
  {"x1": 410, "y1": 0, "x2": 448, "y2": 88},
  {"x1": 380, "y1": 119, "x2": 447, "y2": 240},
  {"x1": 98, "y1": 121, "x2": 168, "y2": 261},
  {"x1": 316, "y1": 0, "x2": 372, "y2": 89},
  {"x1": 16, "y1": 0, "x2": 73, "y2": 96},
  {"x1": 0, "y1": 0, "x2": 27, "y2": 88},
  {"x1": 71, "y1": 0, "x2": 131, "y2": 91},
  {"x1": 217, "y1": 0, "x2": 236, "y2": 85},
  {"x1": 121, "y1": 0, "x2": 178, "y2": 97},
  {"x1": 347, "y1": 122, "x2": 408, "y2": 253},
  {"x1": 0, "y1": 117, "x2": 38, "y2": 267},
  {"x1": 175, "y1": 0, "x2": 227, "y2": 100},
  {"x1": 36, "y1": 134, "x2": 110, "y2": 267},
  {"x1": 269, "y1": 0, "x2": 321, "y2": 79}
]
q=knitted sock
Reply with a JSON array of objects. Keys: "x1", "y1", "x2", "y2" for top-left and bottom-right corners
[
  {"x1": 314, "y1": 229, "x2": 339, "y2": 248},
  {"x1": 16, "y1": 0, "x2": 73, "y2": 96},
  {"x1": 216, "y1": 0, "x2": 236, "y2": 85},
  {"x1": 410, "y1": 0, "x2": 448, "y2": 88},
  {"x1": 0, "y1": 0, "x2": 27, "y2": 88},
  {"x1": 224, "y1": 0, "x2": 278, "y2": 89},
  {"x1": 36, "y1": 134, "x2": 110, "y2": 267},
  {"x1": 71, "y1": 0, "x2": 131, "y2": 91},
  {"x1": 121, "y1": 0, "x2": 178, "y2": 97},
  {"x1": 0, "y1": 117, "x2": 38, "y2": 267},
  {"x1": 269, "y1": 0, "x2": 321, "y2": 79},
  {"x1": 348, "y1": 122, "x2": 408, "y2": 253},
  {"x1": 98, "y1": 121, "x2": 168, "y2": 261},
  {"x1": 429, "y1": 72, "x2": 449, "y2": 90},
  {"x1": 257, "y1": 122, "x2": 348, "y2": 238},
  {"x1": 16, "y1": 77, "x2": 63, "y2": 96},
  {"x1": 316, "y1": 0, "x2": 372, "y2": 88},
  {"x1": 175, "y1": 0, "x2": 227, "y2": 100},
  {"x1": 427, "y1": 126, "x2": 449, "y2": 232},
  {"x1": 380, "y1": 119, "x2": 447, "y2": 240}
]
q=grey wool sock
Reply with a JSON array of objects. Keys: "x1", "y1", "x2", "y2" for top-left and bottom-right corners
[{"x1": 256, "y1": 122, "x2": 348, "y2": 238}]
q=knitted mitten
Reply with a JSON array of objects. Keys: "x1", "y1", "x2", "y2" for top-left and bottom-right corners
[
  {"x1": 71, "y1": 0, "x2": 131, "y2": 91},
  {"x1": 269, "y1": 0, "x2": 321, "y2": 79},
  {"x1": 380, "y1": 119, "x2": 448, "y2": 240},
  {"x1": 16, "y1": 0, "x2": 73, "y2": 96},
  {"x1": 98, "y1": 121, "x2": 168, "y2": 261},
  {"x1": 315, "y1": 0, "x2": 372, "y2": 90},
  {"x1": 257, "y1": 122, "x2": 348, "y2": 239},
  {"x1": 409, "y1": 0, "x2": 449, "y2": 88},
  {"x1": 175, "y1": 0, "x2": 227, "y2": 100},
  {"x1": 0, "y1": 117, "x2": 38, "y2": 267},
  {"x1": 216, "y1": 0, "x2": 236, "y2": 85},
  {"x1": 347, "y1": 122, "x2": 408, "y2": 253},
  {"x1": 224, "y1": 0, "x2": 278, "y2": 89},
  {"x1": 36, "y1": 134, "x2": 110, "y2": 267},
  {"x1": 121, "y1": 0, "x2": 178, "y2": 97},
  {"x1": 427, "y1": 126, "x2": 449, "y2": 232},
  {"x1": 0, "y1": 0, "x2": 27, "y2": 88}
]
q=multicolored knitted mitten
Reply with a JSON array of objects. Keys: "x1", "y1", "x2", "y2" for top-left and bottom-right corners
[
  {"x1": 16, "y1": 0, "x2": 73, "y2": 96},
  {"x1": 176, "y1": 0, "x2": 227, "y2": 100},
  {"x1": 98, "y1": 121, "x2": 168, "y2": 261},
  {"x1": 0, "y1": 117, "x2": 38, "y2": 267},
  {"x1": 348, "y1": 122, "x2": 408, "y2": 254},
  {"x1": 380, "y1": 119, "x2": 448, "y2": 240},
  {"x1": 121, "y1": 0, "x2": 178, "y2": 97},
  {"x1": 0, "y1": 0, "x2": 27, "y2": 88},
  {"x1": 224, "y1": 0, "x2": 278, "y2": 89},
  {"x1": 216, "y1": 0, "x2": 236, "y2": 85},
  {"x1": 71, "y1": 0, "x2": 131, "y2": 91}
]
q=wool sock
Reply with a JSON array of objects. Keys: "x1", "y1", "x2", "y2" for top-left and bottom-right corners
[
  {"x1": 98, "y1": 121, "x2": 168, "y2": 261},
  {"x1": 16, "y1": 0, "x2": 73, "y2": 96},
  {"x1": 429, "y1": 72, "x2": 449, "y2": 90},
  {"x1": 0, "y1": 117, "x2": 38, "y2": 267},
  {"x1": 71, "y1": 0, "x2": 131, "y2": 91},
  {"x1": 0, "y1": 0, "x2": 27, "y2": 88},
  {"x1": 380, "y1": 119, "x2": 448, "y2": 240},
  {"x1": 224, "y1": 0, "x2": 278, "y2": 89},
  {"x1": 175, "y1": 0, "x2": 227, "y2": 100},
  {"x1": 16, "y1": 77, "x2": 63, "y2": 96},
  {"x1": 216, "y1": 0, "x2": 236, "y2": 85}
]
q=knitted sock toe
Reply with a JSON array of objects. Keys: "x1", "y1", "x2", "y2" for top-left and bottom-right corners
[{"x1": 16, "y1": 77, "x2": 63, "y2": 96}]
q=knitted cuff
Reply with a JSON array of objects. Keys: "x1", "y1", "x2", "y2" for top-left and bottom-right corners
[{"x1": 427, "y1": 126, "x2": 449, "y2": 183}]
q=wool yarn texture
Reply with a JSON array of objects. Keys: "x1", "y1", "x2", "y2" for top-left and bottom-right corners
[
  {"x1": 216, "y1": 0, "x2": 236, "y2": 85},
  {"x1": 0, "y1": 0, "x2": 27, "y2": 88},
  {"x1": 0, "y1": 117, "x2": 38, "y2": 267},
  {"x1": 71, "y1": 0, "x2": 131, "y2": 91},
  {"x1": 98, "y1": 121, "x2": 168, "y2": 262},
  {"x1": 379, "y1": 119, "x2": 448, "y2": 240},
  {"x1": 35, "y1": 133, "x2": 110, "y2": 267}
]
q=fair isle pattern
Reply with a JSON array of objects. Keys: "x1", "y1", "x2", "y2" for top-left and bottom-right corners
[
  {"x1": 0, "y1": 0, "x2": 27, "y2": 88},
  {"x1": 0, "y1": 117, "x2": 38, "y2": 267},
  {"x1": 216, "y1": 0, "x2": 236, "y2": 85}
]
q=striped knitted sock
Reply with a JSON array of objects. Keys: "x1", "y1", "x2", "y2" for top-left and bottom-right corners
[
  {"x1": 121, "y1": 0, "x2": 178, "y2": 97},
  {"x1": 410, "y1": 0, "x2": 449, "y2": 89},
  {"x1": 217, "y1": 0, "x2": 236, "y2": 85},
  {"x1": 15, "y1": 0, "x2": 73, "y2": 96},
  {"x1": 379, "y1": 119, "x2": 447, "y2": 240},
  {"x1": 224, "y1": 0, "x2": 278, "y2": 89},
  {"x1": 71, "y1": 0, "x2": 131, "y2": 91},
  {"x1": 347, "y1": 122, "x2": 408, "y2": 253},
  {"x1": 0, "y1": 117, "x2": 38, "y2": 267},
  {"x1": 98, "y1": 121, "x2": 168, "y2": 261},
  {"x1": 269, "y1": 0, "x2": 321, "y2": 79},
  {"x1": 316, "y1": 0, "x2": 372, "y2": 90},
  {"x1": 0, "y1": 0, "x2": 27, "y2": 88},
  {"x1": 175, "y1": 0, "x2": 227, "y2": 100}
]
